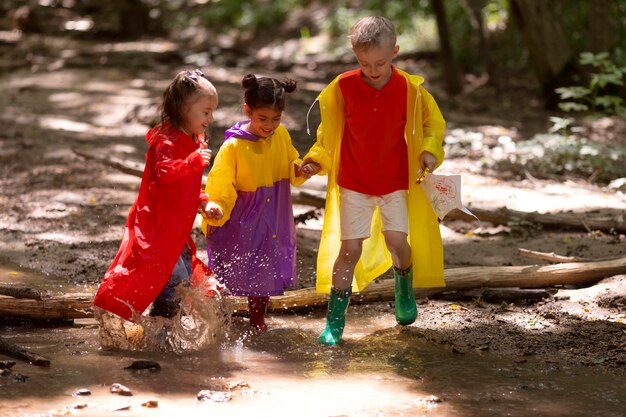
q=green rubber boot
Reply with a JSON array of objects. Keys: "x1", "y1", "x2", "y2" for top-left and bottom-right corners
[
  {"x1": 394, "y1": 266, "x2": 417, "y2": 325},
  {"x1": 318, "y1": 287, "x2": 351, "y2": 345}
]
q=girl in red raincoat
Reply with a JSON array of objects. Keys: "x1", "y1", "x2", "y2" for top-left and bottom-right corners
[{"x1": 94, "y1": 69, "x2": 222, "y2": 321}]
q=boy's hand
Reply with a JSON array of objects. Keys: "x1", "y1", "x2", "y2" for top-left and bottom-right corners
[
  {"x1": 417, "y1": 152, "x2": 437, "y2": 182},
  {"x1": 298, "y1": 160, "x2": 321, "y2": 179},
  {"x1": 201, "y1": 201, "x2": 223, "y2": 220}
]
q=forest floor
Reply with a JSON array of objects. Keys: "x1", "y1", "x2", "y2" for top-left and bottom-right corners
[{"x1": 0, "y1": 34, "x2": 625, "y2": 374}]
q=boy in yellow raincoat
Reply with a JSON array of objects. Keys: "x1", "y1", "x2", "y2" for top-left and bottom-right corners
[{"x1": 300, "y1": 16, "x2": 446, "y2": 345}]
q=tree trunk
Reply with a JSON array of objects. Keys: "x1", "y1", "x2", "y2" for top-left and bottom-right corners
[
  {"x1": 459, "y1": 0, "x2": 499, "y2": 89},
  {"x1": 109, "y1": 0, "x2": 154, "y2": 38},
  {"x1": 430, "y1": 0, "x2": 462, "y2": 95},
  {"x1": 587, "y1": 0, "x2": 618, "y2": 53},
  {"x1": 510, "y1": 0, "x2": 574, "y2": 105}
]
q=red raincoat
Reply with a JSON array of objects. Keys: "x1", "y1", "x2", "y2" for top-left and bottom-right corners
[{"x1": 94, "y1": 125, "x2": 209, "y2": 321}]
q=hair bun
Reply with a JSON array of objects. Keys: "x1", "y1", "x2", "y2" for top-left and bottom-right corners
[
  {"x1": 241, "y1": 74, "x2": 259, "y2": 90},
  {"x1": 282, "y1": 79, "x2": 297, "y2": 94}
]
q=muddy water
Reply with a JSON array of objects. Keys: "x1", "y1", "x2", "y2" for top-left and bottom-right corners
[{"x1": 1, "y1": 265, "x2": 625, "y2": 417}]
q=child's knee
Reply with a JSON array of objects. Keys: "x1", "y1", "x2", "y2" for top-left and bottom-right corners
[{"x1": 336, "y1": 240, "x2": 363, "y2": 264}]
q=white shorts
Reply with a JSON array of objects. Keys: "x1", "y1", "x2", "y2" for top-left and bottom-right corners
[{"x1": 339, "y1": 187, "x2": 408, "y2": 240}]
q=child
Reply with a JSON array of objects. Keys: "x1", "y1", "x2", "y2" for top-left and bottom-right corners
[
  {"x1": 94, "y1": 69, "x2": 220, "y2": 321},
  {"x1": 300, "y1": 16, "x2": 446, "y2": 345},
  {"x1": 202, "y1": 74, "x2": 309, "y2": 332}
]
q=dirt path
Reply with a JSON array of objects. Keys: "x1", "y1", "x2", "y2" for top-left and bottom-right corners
[{"x1": 0, "y1": 39, "x2": 625, "y2": 373}]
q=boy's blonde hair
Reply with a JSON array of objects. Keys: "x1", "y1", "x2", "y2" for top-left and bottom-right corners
[{"x1": 348, "y1": 16, "x2": 397, "y2": 50}]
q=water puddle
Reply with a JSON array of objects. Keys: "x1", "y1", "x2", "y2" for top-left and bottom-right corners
[
  {"x1": 0, "y1": 260, "x2": 96, "y2": 294},
  {"x1": 1, "y1": 263, "x2": 624, "y2": 417}
]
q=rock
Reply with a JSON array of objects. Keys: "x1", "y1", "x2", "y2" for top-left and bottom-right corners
[
  {"x1": 227, "y1": 380, "x2": 250, "y2": 390},
  {"x1": 110, "y1": 383, "x2": 133, "y2": 396},
  {"x1": 13, "y1": 373, "x2": 28, "y2": 382},
  {"x1": 197, "y1": 390, "x2": 231, "y2": 402},
  {"x1": 124, "y1": 360, "x2": 161, "y2": 371}
]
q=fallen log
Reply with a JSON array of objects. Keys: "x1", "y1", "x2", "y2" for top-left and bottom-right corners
[
  {"x1": 289, "y1": 189, "x2": 626, "y2": 234},
  {"x1": 517, "y1": 248, "x2": 624, "y2": 264},
  {"x1": 74, "y1": 148, "x2": 625, "y2": 233},
  {"x1": 74, "y1": 147, "x2": 327, "y2": 203},
  {"x1": 1, "y1": 256, "x2": 625, "y2": 319},
  {"x1": 435, "y1": 287, "x2": 556, "y2": 303},
  {"x1": 292, "y1": 190, "x2": 626, "y2": 234},
  {"x1": 255, "y1": 254, "x2": 626, "y2": 313},
  {"x1": 72, "y1": 148, "x2": 144, "y2": 177},
  {"x1": 0, "y1": 292, "x2": 94, "y2": 320},
  {"x1": 291, "y1": 189, "x2": 326, "y2": 208},
  {"x1": 0, "y1": 285, "x2": 43, "y2": 300},
  {"x1": 446, "y1": 205, "x2": 626, "y2": 234},
  {"x1": 517, "y1": 248, "x2": 578, "y2": 263},
  {"x1": 0, "y1": 336, "x2": 50, "y2": 366}
]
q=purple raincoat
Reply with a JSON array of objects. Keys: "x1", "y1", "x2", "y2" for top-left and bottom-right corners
[{"x1": 202, "y1": 122, "x2": 306, "y2": 296}]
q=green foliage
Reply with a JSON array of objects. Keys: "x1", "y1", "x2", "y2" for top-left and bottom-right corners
[
  {"x1": 472, "y1": 297, "x2": 485, "y2": 308},
  {"x1": 188, "y1": 0, "x2": 303, "y2": 35},
  {"x1": 445, "y1": 117, "x2": 626, "y2": 185},
  {"x1": 178, "y1": 0, "x2": 437, "y2": 57},
  {"x1": 506, "y1": 217, "x2": 543, "y2": 238},
  {"x1": 556, "y1": 52, "x2": 626, "y2": 117},
  {"x1": 322, "y1": 0, "x2": 436, "y2": 54},
  {"x1": 443, "y1": 0, "x2": 525, "y2": 74},
  {"x1": 442, "y1": 0, "x2": 478, "y2": 69}
]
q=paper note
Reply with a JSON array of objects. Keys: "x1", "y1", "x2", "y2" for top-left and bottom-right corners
[{"x1": 420, "y1": 173, "x2": 479, "y2": 221}]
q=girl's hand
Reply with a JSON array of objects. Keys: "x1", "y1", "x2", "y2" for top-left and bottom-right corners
[
  {"x1": 198, "y1": 148, "x2": 212, "y2": 164},
  {"x1": 298, "y1": 160, "x2": 321, "y2": 179},
  {"x1": 202, "y1": 201, "x2": 223, "y2": 220}
]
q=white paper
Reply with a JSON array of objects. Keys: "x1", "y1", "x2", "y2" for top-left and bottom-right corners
[{"x1": 420, "y1": 173, "x2": 479, "y2": 221}]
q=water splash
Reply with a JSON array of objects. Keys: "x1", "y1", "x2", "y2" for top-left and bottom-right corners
[{"x1": 95, "y1": 276, "x2": 231, "y2": 353}]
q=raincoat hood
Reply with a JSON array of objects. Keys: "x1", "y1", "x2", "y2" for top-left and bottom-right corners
[{"x1": 225, "y1": 121, "x2": 262, "y2": 142}]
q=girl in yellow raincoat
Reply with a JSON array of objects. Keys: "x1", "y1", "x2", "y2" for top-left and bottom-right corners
[{"x1": 300, "y1": 16, "x2": 446, "y2": 345}]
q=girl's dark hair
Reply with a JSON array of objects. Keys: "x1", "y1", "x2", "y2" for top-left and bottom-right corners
[
  {"x1": 241, "y1": 74, "x2": 297, "y2": 111},
  {"x1": 160, "y1": 69, "x2": 216, "y2": 129}
]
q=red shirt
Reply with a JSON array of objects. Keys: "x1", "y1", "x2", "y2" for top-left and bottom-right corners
[{"x1": 337, "y1": 67, "x2": 408, "y2": 195}]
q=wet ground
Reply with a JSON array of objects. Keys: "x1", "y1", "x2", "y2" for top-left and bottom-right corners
[
  {"x1": 2, "y1": 306, "x2": 625, "y2": 417},
  {"x1": 1, "y1": 266, "x2": 625, "y2": 417}
]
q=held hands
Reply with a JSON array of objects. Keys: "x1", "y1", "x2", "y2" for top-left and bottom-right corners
[
  {"x1": 200, "y1": 201, "x2": 223, "y2": 220},
  {"x1": 416, "y1": 151, "x2": 437, "y2": 183},
  {"x1": 298, "y1": 160, "x2": 321, "y2": 179}
]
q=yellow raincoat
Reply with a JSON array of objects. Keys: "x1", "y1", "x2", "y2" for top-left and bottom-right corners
[{"x1": 303, "y1": 69, "x2": 446, "y2": 293}]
